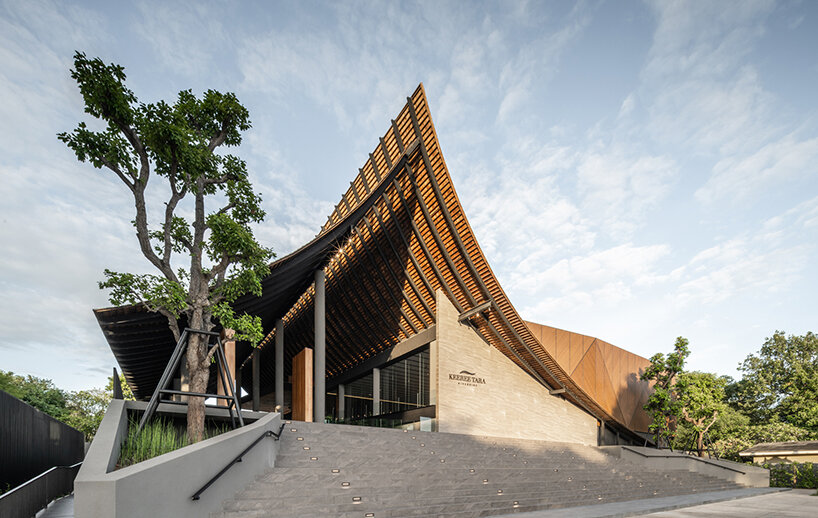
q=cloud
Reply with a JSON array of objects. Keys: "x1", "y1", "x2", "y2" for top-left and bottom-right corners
[
  {"x1": 676, "y1": 198, "x2": 816, "y2": 306},
  {"x1": 576, "y1": 151, "x2": 677, "y2": 239},
  {"x1": 132, "y1": 1, "x2": 230, "y2": 79},
  {"x1": 696, "y1": 134, "x2": 818, "y2": 204}
]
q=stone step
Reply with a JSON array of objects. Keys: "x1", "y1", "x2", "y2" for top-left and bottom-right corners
[
  {"x1": 215, "y1": 480, "x2": 741, "y2": 517},
  {"x1": 214, "y1": 422, "x2": 745, "y2": 518}
]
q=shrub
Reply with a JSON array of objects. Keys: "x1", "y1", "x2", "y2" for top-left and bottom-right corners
[{"x1": 768, "y1": 462, "x2": 818, "y2": 489}]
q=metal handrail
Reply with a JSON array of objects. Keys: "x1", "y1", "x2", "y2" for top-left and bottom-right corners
[
  {"x1": 0, "y1": 462, "x2": 82, "y2": 518},
  {"x1": 620, "y1": 446, "x2": 747, "y2": 474},
  {"x1": 191, "y1": 423, "x2": 285, "y2": 501}
]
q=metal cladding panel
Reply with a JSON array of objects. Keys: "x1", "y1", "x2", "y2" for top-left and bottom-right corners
[
  {"x1": 523, "y1": 320, "x2": 652, "y2": 433},
  {"x1": 95, "y1": 84, "x2": 649, "y2": 437}
]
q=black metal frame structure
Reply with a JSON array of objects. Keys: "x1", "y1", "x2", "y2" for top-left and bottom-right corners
[{"x1": 138, "y1": 328, "x2": 244, "y2": 433}]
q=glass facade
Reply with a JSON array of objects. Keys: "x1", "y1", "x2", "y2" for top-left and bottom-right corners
[
  {"x1": 328, "y1": 346, "x2": 433, "y2": 430},
  {"x1": 380, "y1": 348, "x2": 429, "y2": 414},
  {"x1": 344, "y1": 373, "x2": 373, "y2": 420}
]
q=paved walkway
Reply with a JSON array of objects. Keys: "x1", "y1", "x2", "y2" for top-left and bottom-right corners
[
  {"x1": 498, "y1": 488, "x2": 816, "y2": 518},
  {"x1": 36, "y1": 494, "x2": 74, "y2": 518},
  {"x1": 641, "y1": 489, "x2": 817, "y2": 517},
  {"x1": 36, "y1": 489, "x2": 818, "y2": 517}
]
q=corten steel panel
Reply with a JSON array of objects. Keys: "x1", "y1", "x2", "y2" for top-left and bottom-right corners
[
  {"x1": 95, "y1": 84, "x2": 650, "y2": 438},
  {"x1": 524, "y1": 321, "x2": 652, "y2": 433},
  {"x1": 292, "y1": 348, "x2": 313, "y2": 422}
]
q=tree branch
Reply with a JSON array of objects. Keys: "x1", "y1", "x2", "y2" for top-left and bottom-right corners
[
  {"x1": 98, "y1": 156, "x2": 135, "y2": 191},
  {"x1": 203, "y1": 174, "x2": 233, "y2": 186},
  {"x1": 162, "y1": 147, "x2": 188, "y2": 264},
  {"x1": 207, "y1": 126, "x2": 228, "y2": 152}
]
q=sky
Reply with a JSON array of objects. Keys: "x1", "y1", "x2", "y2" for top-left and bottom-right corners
[{"x1": 0, "y1": 0, "x2": 816, "y2": 393}]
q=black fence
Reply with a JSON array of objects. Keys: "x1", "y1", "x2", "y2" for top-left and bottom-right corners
[
  {"x1": 0, "y1": 462, "x2": 81, "y2": 518},
  {"x1": 0, "y1": 390, "x2": 85, "y2": 492}
]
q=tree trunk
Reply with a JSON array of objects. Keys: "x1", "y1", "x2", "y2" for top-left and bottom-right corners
[
  {"x1": 186, "y1": 308, "x2": 209, "y2": 443},
  {"x1": 697, "y1": 433, "x2": 704, "y2": 457}
]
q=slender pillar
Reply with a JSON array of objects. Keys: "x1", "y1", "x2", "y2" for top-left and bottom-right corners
[
  {"x1": 275, "y1": 318, "x2": 284, "y2": 413},
  {"x1": 338, "y1": 384, "x2": 345, "y2": 420},
  {"x1": 373, "y1": 367, "x2": 381, "y2": 416},
  {"x1": 252, "y1": 347, "x2": 260, "y2": 412},
  {"x1": 217, "y1": 329, "x2": 236, "y2": 407},
  {"x1": 234, "y1": 350, "x2": 242, "y2": 406},
  {"x1": 314, "y1": 270, "x2": 326, "y2": 422}
]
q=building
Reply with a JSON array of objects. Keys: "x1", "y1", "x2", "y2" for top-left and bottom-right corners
[
  {"x1": 740, "y1": 441, "x2": 818, "y2": 464},
  {"x1": 94, "y1": 84, "x2": 654, "y2": 446}
]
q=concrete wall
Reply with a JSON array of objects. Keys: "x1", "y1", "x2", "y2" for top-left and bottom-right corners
[
  {"x1": 602, "y1": 445, "x2": 770, "y2": 488},
  {"x1": 75, "y1": 400, "x2": 281, "y2": 518},
  {"x1": 434, "y1": 291, "x2": 598, "y2": 444}
]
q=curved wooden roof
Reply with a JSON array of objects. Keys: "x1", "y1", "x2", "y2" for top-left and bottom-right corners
[
  {"x1": 249, "y1": 85, "x2": 648, "y2": 434},
  {"x1": 96, "y1": 84, "x2": 651, "y2": 436}
]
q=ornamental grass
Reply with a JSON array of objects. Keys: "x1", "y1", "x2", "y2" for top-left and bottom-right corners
[{"x1": 118, "y1": 416, "x2": 226, "y2": 468}]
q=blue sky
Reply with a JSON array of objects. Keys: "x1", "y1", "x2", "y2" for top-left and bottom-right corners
[{"x1": 0, "y1": 0, "x2": 816, "y2": 392}]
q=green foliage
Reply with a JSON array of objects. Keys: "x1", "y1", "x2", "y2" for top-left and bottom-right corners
[
  {"x1": 62, "y1": 388, "x2": 109, "y2": 441},
  {"x1": 1, "y1": 370, "x2": 138, "y2": 441},
  {"x1": 117, "y1": 416, "x2": 227, "y2": 467},
  {"x1": 733, "y1": 331, "x2": 818, "y2": 433},
  {"x1": 713, "y1": 421, "x2": 814, "y2": 462},
  {"x1": 58, "y1": 52, "x2": 273, "y2": 348},
  {"x1": 672, "y1": 372, "x2": 728, "y2": 454},
  {"x1": 0, "y1": 371, "x2": 69, "y2": 419},
  {"x1": 641, "y1": 336, "x2": 690, "y2": 445},
  {"x1": 99, "y1": 269, "x2": 187, "y2": 318},
  {"x1": 768, "y1": 462, "x2": 818, "y2": 489}
]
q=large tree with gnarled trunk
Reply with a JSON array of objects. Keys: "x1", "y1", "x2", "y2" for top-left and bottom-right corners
[{"x1": 59, "y1": 52, "x2": 272, "y2": 442}]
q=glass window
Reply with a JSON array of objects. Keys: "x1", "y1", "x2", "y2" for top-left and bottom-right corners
[
  {"x1": 344, "y1": 372, "x2": 373, "y2": 420},
  {"x1": 380, "y1": 348, "x2": 429, "y2": 415}
]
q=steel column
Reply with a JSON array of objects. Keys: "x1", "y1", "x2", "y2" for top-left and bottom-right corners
[
  {"x1": 275, "y1": 318, "x2": 284, "y2": 413},
  {"x1": 314, "y1": 270, "x2": 326, "y2": 422}
]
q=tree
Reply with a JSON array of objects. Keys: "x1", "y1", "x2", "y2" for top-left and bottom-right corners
[
  {"x1": 734, "y1": 331, "x2": 818, "y2": 433},
  {"x1": 674, "y1": 371, "x2": 727, "y2": 457},
  {"x1": 63, "y1": 388, "x2": 110, "y2": 441},
  {"x1": 59, "y1": 52, "x2": 273, "y2": 442},
  {"x1": 0, "y1": 371, "x2": 68, "y2": 419},
  {"x1": 640, "y1": 336, "x2": 690, "y2": 447}
]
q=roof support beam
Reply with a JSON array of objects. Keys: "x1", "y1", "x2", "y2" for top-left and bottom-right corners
[
  {"x1": 362, "y1": 156, "x2": 435, "y2": 325},
  {"x1": 406, "y1": 99, "x2": 565, "y2": 393},
  {"x1": 458, "y1": 301, "x2": 493, "y2": 323},
  {"x1": 351, "y1": 224, "x2": 420, "y2": 334}
]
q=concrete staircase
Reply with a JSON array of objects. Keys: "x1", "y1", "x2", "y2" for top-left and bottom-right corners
[{"x1": 213, "y1": 421, "x2": 745, "y2": 518}]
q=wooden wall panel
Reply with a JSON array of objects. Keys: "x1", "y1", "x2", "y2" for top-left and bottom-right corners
[{"x1": 292, "y1": 348, "x2": 313, "y2": 422}]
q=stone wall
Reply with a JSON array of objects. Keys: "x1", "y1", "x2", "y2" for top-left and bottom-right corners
[{"x1": 433, "y1": 291, "x2": 598, "y2": 444}]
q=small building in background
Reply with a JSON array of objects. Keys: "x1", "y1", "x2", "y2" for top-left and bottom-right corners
[{"x1": 740, "y1": 441, "x2": 818, "y2": 464}]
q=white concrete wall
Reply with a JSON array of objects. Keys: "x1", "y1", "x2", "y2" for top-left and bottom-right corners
[
  {"x1": 75, "y1": 401, "x2": 281, "y2": 518},
  {"x1": 434, "y1": 291, "x2": 598, "y2": 444}
]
